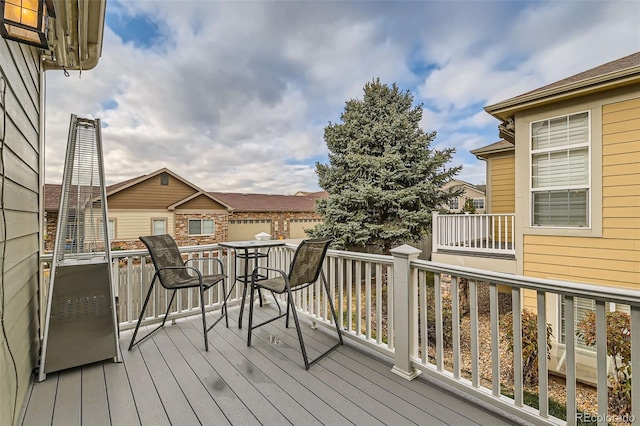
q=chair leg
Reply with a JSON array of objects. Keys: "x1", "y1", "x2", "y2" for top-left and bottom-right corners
[
  {"x1": 247, "y1": 281, "x2": 257, "y2": 346},
  {"x1": 287, "y1": 290, "x2": 310, "y2": 370},
  {"x1": 285, "y1": 293, "x2": 291, "y2": 328},
  {"x1": 129, "y1": 277, "x2": 177, "y2": 350},
  {"x1": 200, "y1": 284, "x2": 208, "y2": 352},
  {"x1": 323, "y1": 272, "x2": 344, "y2": 345},
  {"x1": 128, "y1": 276, "x2": 156, "y2": 350},
  {"x1": 222, "y1": 280, "x2": 229, "y2": 328}
]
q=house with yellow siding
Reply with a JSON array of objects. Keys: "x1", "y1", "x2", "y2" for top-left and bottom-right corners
[{"x1": 435, "y1": 51, "x2": 640, "y2": 381}]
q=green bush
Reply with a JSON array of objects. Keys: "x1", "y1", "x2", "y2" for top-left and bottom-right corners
[
  {"x1": 503, "y1": 308, "x2": 552, "y2": 387},
  {"x1": 577, "y1": 310, "x2": 632, "y2": 416}
]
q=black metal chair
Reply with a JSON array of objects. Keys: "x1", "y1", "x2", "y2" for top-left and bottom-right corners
[
  {"x1": 247, "y1": 238, "x2": 343, "y2": 370},
  {"x1": 129, "y1": 234, "x2": 227, "y2": 351}
]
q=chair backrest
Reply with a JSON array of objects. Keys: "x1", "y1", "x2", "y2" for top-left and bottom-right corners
[
  {"x1": 139, "y1": 234, "x2": 190, "y2": 288},
  {"x1": 288, "y1": 238, "x2": 332, "y2": 288}
]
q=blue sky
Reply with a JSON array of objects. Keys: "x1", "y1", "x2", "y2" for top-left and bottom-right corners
[{"x1": 44, "y1": 0, "x2": 640, "y2": 194}]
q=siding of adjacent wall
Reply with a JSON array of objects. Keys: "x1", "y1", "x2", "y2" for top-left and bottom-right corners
[
  {"x1": 108, "y1": 174, "x2": 197, "y2": 209},
  {"x1": 109, "y1": 210, "x2": 174, "y2": 240},
  {"x1": 175, "y1": 194, "x2": 226, "y2": 210},
  {"x1": 523, "y1": 97, "x2": 640, "y2": 289},
  {"x1": 489, "y1": 153, "x2": 515, "y2": 214},
  {"x1": 0, "y1": 40, "x2": 42, "y2": 426}
]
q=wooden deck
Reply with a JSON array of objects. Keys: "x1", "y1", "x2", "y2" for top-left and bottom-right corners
[{"x1": 20, "y1": 305, "x2": 521, "y2": 426}]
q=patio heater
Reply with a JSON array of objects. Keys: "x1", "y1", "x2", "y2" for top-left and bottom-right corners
[{"x1": 39, "y1": 115, "x2": 120, "y2": 382}]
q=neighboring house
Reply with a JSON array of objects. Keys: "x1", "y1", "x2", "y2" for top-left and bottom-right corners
[
  {"x1": 441, "y1": 179, "x2": 486, "y2": 213},
  {"x1": 434, "y1": 51, "x2": 640, "y2": 382},
  {"x1": 0, "y1": 2, "x2": 106, "y2": 425},
  {"x1": 44, "y1": 168, "x2": 327, "y2": 251},
  {"x1": 210, "y1": 191, "x2": 327, "y2": 241}
]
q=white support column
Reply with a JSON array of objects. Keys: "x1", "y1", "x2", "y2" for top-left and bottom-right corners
[
  {"x1": 431, "y1": 211, "x2": 439, "y2": 253},
  {"x1": 390, "y1": 244, "x2": 422, "y2": 380}
]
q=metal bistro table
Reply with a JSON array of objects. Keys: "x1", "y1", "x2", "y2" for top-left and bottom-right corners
[{"x1": 219, "y1": 240, "x2": 286, "y2": 328}]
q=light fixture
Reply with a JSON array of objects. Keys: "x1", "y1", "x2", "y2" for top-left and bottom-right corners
[{"x1": 0, "y1": 0, "x2": 55, "y2": 49}]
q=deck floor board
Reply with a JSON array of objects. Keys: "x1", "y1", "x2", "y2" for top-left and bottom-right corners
[{"x1": 21, "y1": 305, "x2": 519, "y2": 426}]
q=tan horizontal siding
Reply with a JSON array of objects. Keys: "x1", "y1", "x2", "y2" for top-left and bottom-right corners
[
  {"x1": 490, "y1": 155, "x2": 515, "y2": 215},
  {"x1": 110, "y1": 211, "x2": 174, "y2": 240},
  {"x1": 603, "y1": 195, "x2": 640, "y2": 207},
  {"x1": 603, "y1": 118, "x2": 640, "y2": 135},
  {"x1": 603, "y1": 97, "x2": 640, "y2": 114},
  {"x1": 108, "y1": 175, "x2": 197, "y2": 209}
]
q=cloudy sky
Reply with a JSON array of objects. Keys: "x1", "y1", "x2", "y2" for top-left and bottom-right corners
[{"x1": 44, "y1": 0, "x2": 640, "y2": 194}]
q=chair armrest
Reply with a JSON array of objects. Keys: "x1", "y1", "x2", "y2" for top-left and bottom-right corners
[
  {"x1": 156, "y1": 265, "x2": 203, "y2": 280},
  {"x1": 251, "y1": 266, "x2": 287, "y2": 282},
  {"x1": 185, "y1": 256, "x2": 225, "y2": 273}
]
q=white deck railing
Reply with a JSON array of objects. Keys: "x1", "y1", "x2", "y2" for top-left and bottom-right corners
[
  {"x1": 40, "y1": 242, "x2": 640, "y2": 425},
  {"x1": 432, "y1": 212, "x2": 515, "y2": 256}
]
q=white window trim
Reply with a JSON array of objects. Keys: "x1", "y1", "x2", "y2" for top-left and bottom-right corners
[
  {"x1": 472, "y1": 198, "x2": 484, "y2": 210},
  {"x1": 529, "y1": 110, "x2": 592, "y2": 229},
  {"x1": 188, "y1": 218, "x2": 215, "y2": 236}
]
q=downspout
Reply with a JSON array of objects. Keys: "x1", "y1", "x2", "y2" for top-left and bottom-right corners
[{"x1": 38, "y1": 58, "x2": 46, "y2": 340}]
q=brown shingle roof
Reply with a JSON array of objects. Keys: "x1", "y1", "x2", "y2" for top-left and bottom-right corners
[
  {"x1": 209, "y1": 191, "x2": 327, "y2": 212},
  {"x1": 44, "y1": 182, "x2": 328, "y2": 213},
  {"x1": 516, "y1": 52, "x2": 640, "y2": 100},
  {"x1": 485, "y1": 51, "x2": 640, "y2": 118},
  {"x1": 470, "y1": 140, "x2": 515, "y2": 157}
]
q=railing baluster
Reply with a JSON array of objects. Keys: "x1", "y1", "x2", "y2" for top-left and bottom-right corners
[
  {"x1": 365, "y1": 262, "x2": 372, "y2": 340},
  {"x1": 355, "y1": 260, "x2": 362, "y2": 336},
  {"x1": 469, "y1": 279, "x2": 479, "y2": 387},
  {"x1": 512, "y1": 287, "x2": 523, "y2": 407},
  {"x1": 565, "y1": 295, "x2": 576, "y2": 426},
  {"x1": 451, "y1": 276, "x2": 460, "y2": 379},
  {"x1": 388, "y1": 263, "x2": 394, "y2": 350},
  {"x1": 435, "y1": 273, "x2": 443, "y2": 371},
  {"x1": 490, "y1": 283, "x2": 500, "y2": 397},
  {"x1": 596, "y1": 300, "x2": 607, "y2": 426},
  {"x1": 420, "y1": 270, "x2": 428, "y2": 364},
  {"x1": 632, "y1": 306, "x2": 640, "y2": 423},
  {"x1": 376, "y1": 263, "x2": 382, "y2": 345},
  {"x1": 347, "y1": 259, "x2": 353, "y2": 332},
  {"x1": 338, "y1": 258, "x2": 344, "y2": 330},
  {"x1": 537, "y1": 291, "x2": 548, "y2": 418}
]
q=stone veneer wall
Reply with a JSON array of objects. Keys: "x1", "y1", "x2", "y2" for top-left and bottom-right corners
[{"x1": 174, "y1": 212, "x2": 227, "y2": 246}]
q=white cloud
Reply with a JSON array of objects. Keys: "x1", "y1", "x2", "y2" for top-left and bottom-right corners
[{"x1": 44, "y1": 0, "x2": 640, "y2": 195}]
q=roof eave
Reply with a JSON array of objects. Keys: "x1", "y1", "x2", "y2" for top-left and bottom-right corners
[
  {"x1": 42, "y1": 0, "x2": 106, "y2": 71},
  {"x1": 484, "y1": 66, "x2": 640, "y2": 121}
]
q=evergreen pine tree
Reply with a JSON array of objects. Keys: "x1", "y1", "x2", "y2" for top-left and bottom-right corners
[{"x1": 309, "y1": 79, "x2": 462, "y2": 253}]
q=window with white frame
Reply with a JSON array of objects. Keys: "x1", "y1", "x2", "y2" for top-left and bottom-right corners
[
  {"x1": 560, "y1": 297, "x2": 630, "y2": 351},
  {"x1": 473, "y1": 198, "x2": 484, "y2": 210},
  {"x1": 531, "y1": 111, "x2": 590, "y2": 227},
  {"x1": 449, "y1": 198, "x2": 459, "y2": 210},
  {"x1": 189, "y1": 219, "x2": 214, "y2": 235},
  {"x1": 108, "y1": 219, "x2": 115, "y2": 239},
  {"x1": 152, "y1": 219, "x2": 166, "y2": 235}
]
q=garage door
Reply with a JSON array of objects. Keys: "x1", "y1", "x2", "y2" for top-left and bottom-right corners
[
  {"x1": 228, "y1": 219, "x2": 271, "y2": 241},
  {"x1": 289, "y1": 219, "x2": 322, "y2": 239}
]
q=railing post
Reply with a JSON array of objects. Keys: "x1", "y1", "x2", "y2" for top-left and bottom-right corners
[
  {"x1": 432, "y1": 211, "x2": 439, "y2": 253},
  {"x1": 390, "y1": 244, "x2": 422, "y2": 380}
]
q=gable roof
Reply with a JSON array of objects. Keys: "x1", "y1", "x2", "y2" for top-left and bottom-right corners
[
  {"x1": 471, "y1": 140, "x2": 515, "y2": 159},
  {"x1": 209, "y1": 191, "x2": 327, "y2": 213},
  {"x1": 105, "y1": 167, "x2": 232, "y2": 209},
  {"x1": 485, "y1": 51, "x2": 640, "y2": 120}
]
